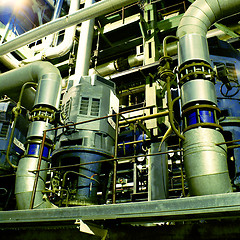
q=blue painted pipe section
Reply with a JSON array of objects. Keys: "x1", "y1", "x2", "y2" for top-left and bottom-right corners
[
  {"x1": 187, "y1": 110, "x2": 215, "y2": 126},
  {"x1": 28, "y1": 144, "x2": 50, "y2": 158}
]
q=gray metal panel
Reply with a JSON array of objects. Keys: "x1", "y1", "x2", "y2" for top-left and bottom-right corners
[{"x1": 148, "y1": 142, "x2": 168, "y2": 200}]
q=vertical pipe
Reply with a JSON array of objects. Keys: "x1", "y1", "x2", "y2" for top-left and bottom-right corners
[
  {"x1": 29, "y1": 130, "x2": 47, "y2": 209},
  {"x1": 176, "y1": 0, "x2": 240, "y2": 195},
  {"x1": 112, "y1": 113, "x2": 119, "y2": 204},
  {"x1": 52, "y1": 0, "x2": 64, "y2": 20},
  {"x1": 133, "y1": 123, "x2": 138, "y2": 194},
  {"x1": 0, "y1": 62, "x2": 62, "y2": 209},
  {"x1": 74, "y1": 0, "x2": 95, "y2": 85}
]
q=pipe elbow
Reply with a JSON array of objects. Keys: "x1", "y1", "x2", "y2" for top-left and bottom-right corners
[
  {"x1": 177, "y1": 0, "x2": 240, "y2": 65},
  {"x1": 177, "y1": 0, "x2": 216, "y2": 38},
  {"x1": 30, "y1": 61, "x2": 61, "y2": 78},
  {"x1": 177, "y1": 0, "x2": 240, "y2": 38}
]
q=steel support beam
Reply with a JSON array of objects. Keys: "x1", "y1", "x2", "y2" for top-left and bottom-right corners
[{"x1": 1, "y1": 192, "x2": 240, "y2": 225}]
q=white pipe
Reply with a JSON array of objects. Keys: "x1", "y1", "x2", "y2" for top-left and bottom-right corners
[
  {"x1": 0, "y1": 61, "x2": 62, "y2": 209},
  {"x1": 0, "y1": 0, "x2": 138, "y2": 56},
  {"x1": 0, "y1": 53, "x2": 20, "y2": 69},
  {"x1": 74, "y1": 0, "x2": 95, "y2": 84},
  {"x1": 22, "y1": 0, "x2": 79, "y2": 63},
  {"x1": 177, "y1": 0, "x2": 240, "y2": 65},
  {"x1": 89, "y1": 54, "x2": 144, "y2": 76},
  {"x1": 0, "y1": 61, "x2": 61, "y2": 110},
  {"x1": 177, "y1": 0, "x2": 240, "y2": 196}
]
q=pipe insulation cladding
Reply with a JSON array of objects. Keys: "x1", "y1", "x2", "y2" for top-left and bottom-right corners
[
  {"x1": 177, "y1": 0, "x2": 240, "y2": 65},
  {"x1": 0, "y1": 61, "x2": 62, "y2": 209},
  {"x1": 177, "y1": 0, "x2": 240, "y2": 195},
  {"x1": 0, "y1": 62, "x2": 61, "y2": 110},
  {"x1": 0, "y1": 0, "x2": 138, "y2": 57}
]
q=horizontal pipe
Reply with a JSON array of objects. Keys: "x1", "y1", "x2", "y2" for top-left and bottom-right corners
[
  {"x1": 0, "y1": 53, "x2": 20, "y2": 69},
  {"x1": 119, "y1": 111, "x2": 169, "y2": 125},
  {"x1": 90, "y1": 54, "x2": 144, "y2": 77},
  {"x1": 29, "y1": 148, "x2": 183, "y2": 173},
  {"x1": 0, "y1": 0, "x2": 138, "y2": 56}
]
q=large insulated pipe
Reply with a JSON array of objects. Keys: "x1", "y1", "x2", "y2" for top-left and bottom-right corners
[
  {"x1": 177, "y1": 0, "x2": 240, "y2": 195},
  {"x1": 0, "y1": 53, "x2": 20, "y2": 69},
  {"x1": 0, "y1": 0, "x2": 138, "y2": 56},
  {"x1": 89, "y1": 54, "x2": 144, "y2": 77},
  {"x1": 0, "y1": 62, "x2": 62, "y2": 209},
  {"x1": 74, "y1": 0, "x2": 95, "y2": 84}
]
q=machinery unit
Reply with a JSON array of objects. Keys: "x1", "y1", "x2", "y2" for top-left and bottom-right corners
[
  {"x1": 51, "y1": 75, "x2": 118, "y2": 205},
  {"x1": 0, "y1": 100, "x2": 28, "y2": 210},
  {"x1": 0, "y1": 101, "x2": 27, "y2": 174},
  {"x1": 1, "y1": 0, "x2": 240, "y2": 239}
]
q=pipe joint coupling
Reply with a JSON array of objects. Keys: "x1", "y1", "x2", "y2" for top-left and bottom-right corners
[
  {"x1": 182, "y1": 103, "x2": 222, "y2": 132},
  {"x1": 178, "y1": 61, "x2": 214, "y2": 86},
  {"x1": 158, "y1": 56, "x2": 175, "y2": 82},
  {"x1": 30, "y1": 106, "x2": 56, "y2": 124}
]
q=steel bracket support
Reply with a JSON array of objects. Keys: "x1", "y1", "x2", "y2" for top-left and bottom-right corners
[{"x1": 75, "y1": 219, "x2": 108, "y2": 240}]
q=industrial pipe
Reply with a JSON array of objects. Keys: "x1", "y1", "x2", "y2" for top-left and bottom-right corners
[
  {"x1": 0, "y1": 61, "x2": 62, "y2": 209},
  {"x1": 89, "y1": 54, "x2": 144, "y2": 77},
  {"x1": 0, "y1": 62, "x2": 60, "y2": 110},
  {"x1": 0, "y1": 53, "x2": 20, "y2": 69},
  {"x1": 177, "y1": 0, "x2": 240, "y2": 195},
  {"x1": 177, "y1": 0, "x2": 240, "y2": 65},
  {"x1": 40, "y1": 0, "x2": 65, "y2": 50},
  {"x1": 0, "y1": 0, "x2": 138, "y2": 56},
  {"x1": 74, "y1": 0, "x2": 95, "y2": 84},
  {"x1": 22, "y1": 0, "x2": 79, "y2": 63},
  {"x1": 6, "y1": 82, "x2": 37, "y2": 169}
]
